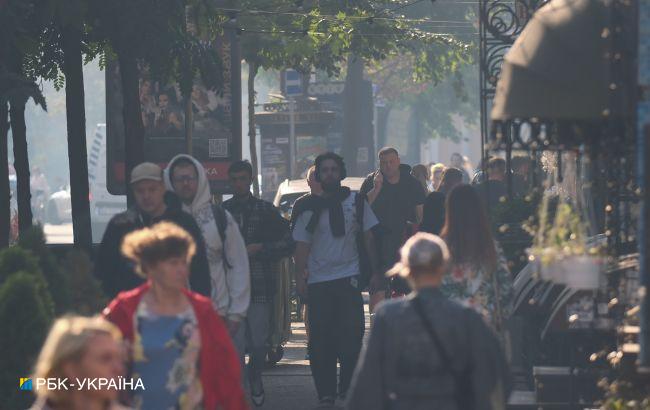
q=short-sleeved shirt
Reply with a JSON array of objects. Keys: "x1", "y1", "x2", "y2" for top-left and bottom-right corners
[
  {"x1": 292, "y1": 193, "x2": 378, "y2": 285},
  {"x1": 132, "y1": 300, "x2": 203, "y2": 410},
  {"x1": 360, "y1": 171, "x2": 426, "y2": 269}
]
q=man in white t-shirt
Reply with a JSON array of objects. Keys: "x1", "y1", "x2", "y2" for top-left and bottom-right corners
[{"x1": 293, "y1": 152, "x2": 380, "y2": 407}]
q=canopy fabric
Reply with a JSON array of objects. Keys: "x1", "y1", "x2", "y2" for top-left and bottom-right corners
[{"x1": 491, "y1": 0, "x2": 625, "y2": 120}]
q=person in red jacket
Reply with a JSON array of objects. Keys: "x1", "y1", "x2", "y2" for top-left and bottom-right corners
[{"x1": 103, "y1": 221, "x2": 248, "y2": 410}]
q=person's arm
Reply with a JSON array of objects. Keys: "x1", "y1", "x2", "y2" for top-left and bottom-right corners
[
  {"x1": 345, "y1": 307, "x2": 387, "y2": 410},
  {"x1": 415, "y1": 204, "x2": 423, "y2": 224},
  {"x1": 95, "y1": 220, "x2": 123, "y2": 299},
  {"x1": 205, "y1": 306, "x2": 248, "y2": 410},
  {"x1": 366, "y1": 172, "x2": 383, "y2": 205},
  {"x1": 364, "y1": 230, "x2": 383, "y2": 290},
  {"x1": 293, "y1": 242, "x2": 310, "y2": 299},
  {"x1": 223, "y1": 212, "x2": 251, "y2": 324},
  {"x1": 292, "y1": 211, "x2": 313, "y2": 298},
  {"x1": 413, "y1": 178, "x2": 426, "y2": 224}
]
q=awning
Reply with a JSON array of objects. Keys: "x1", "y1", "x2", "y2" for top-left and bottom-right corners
[{"x1": 491, "y1": 0, "x2": 626, "y2": 120}]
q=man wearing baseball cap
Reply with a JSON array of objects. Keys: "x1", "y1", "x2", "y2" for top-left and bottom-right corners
[{"x1": 95, "y1": 162, "x2": 211, "y2": 298}]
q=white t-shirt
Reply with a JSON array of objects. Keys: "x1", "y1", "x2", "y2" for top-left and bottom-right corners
[{"x1": 292, "y1": 193, "x2": 379, "y2": 284}]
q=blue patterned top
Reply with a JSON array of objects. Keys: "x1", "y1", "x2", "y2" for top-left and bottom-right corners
[{"x1": 131, "y1": 300, "x2": 203, "y2": 410}]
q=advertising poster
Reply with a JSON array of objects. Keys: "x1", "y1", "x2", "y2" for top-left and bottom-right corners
[{"x1": 106, "y1": 31, "x2": 241, "y2": 194}]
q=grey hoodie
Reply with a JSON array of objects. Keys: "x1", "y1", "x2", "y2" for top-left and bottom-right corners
[{"x1": 164, "y1": 154, "x2": 250, "y2": 322}]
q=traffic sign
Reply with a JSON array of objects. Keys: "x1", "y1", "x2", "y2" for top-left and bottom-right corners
[{"x1": 284, "y1": 69, "x2": 302, "y2": 97}]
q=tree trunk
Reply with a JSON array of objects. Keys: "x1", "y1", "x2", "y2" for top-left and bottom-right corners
[
  {"x1": 62, "y1": 27, "x2": 92, "y2": 251},
  {"x1": 343, "y1": 56, "x2": 364, "y2": 176},
  {"x1": 9, "y1": 100, "x2": 32, "y2": 232},
  {"x1": 117, "y1": 47, "x2": 145, "y2": 205},
  {"x1": 248, "y1": 63, "x2": 260, "y2": 197},
  {"x1": 0, "y1": 102, "x2": 10, "y2": 248}
]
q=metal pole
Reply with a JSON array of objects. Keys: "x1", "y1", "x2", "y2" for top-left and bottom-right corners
[
  {"x1": 637, "y1": 0, "x2": 650, "y2": 371},
  {"x1": 289, "y1": 98, "x2": 296, "y2": 179}
]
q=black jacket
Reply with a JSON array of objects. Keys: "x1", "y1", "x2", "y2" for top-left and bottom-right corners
[
  {"x1": 95, "y1": 192, "x2": 211, "y2": 299},
  {"x1": 421, "y1": 191, "x2": 446, "y2": 235}
]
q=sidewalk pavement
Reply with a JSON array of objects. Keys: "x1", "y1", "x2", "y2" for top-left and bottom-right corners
[
  {"x1": 258, "y1": 321, "x2": 331, "y2": 410},
  {"x1": 255, "y1": 295, "x2": 371, "y2": 410}
]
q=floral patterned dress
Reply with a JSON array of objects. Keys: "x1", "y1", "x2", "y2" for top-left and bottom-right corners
[
  {"x1": 440, "y1": 243, "x2": 514, "y2": 332},
  {"x1": 131, "y1": 299, "x2": 203, "y2": 410}
]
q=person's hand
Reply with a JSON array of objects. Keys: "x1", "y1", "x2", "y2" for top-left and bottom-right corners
[
  {"x1": 296, "y1": 276, "x2": 308, "y2": 300},
  {"x1": 246, "y1": 243, "x2": 263, "y2": 256},
  {"x1": 373, "y1": 172, "x2": 383, "y2": 191},
  {"x1": 225, "y1": 319, "x2": 241, "y2": 336}
]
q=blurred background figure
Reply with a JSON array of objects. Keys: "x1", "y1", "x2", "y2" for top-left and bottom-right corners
[
  {"x1": 30, "y1": 166, "x2": 50, "y2": 223},
  {"x1": 411, "y1": 164, "x2": 430, "y2": 195},
  {"x1": 420, "y1": 167, "x2": 464, "y2": 235},
  {"x1": 449, "y1": 153, "x2": 470, "y2": 184},
  {"x1": 475, "y1": 157, "x2": 507, "y2": 209},
  {"x1": 29, "y1": 315, "x2": 128, "y2": 410},
  {"x1": 429, "y1": 163, "x2": 445, "y2": 192}
]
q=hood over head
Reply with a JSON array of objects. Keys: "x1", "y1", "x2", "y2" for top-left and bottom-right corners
[{"x1": 163, "y1": 154, "x2": 211, "y2": 215}]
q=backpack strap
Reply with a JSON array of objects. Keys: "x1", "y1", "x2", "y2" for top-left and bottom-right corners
[{"x1": 213, "y1": 205, "x2": 232, "y2": 269}]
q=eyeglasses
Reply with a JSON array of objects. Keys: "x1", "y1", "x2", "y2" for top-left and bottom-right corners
[{"x1": 172, "y1": 176, "x2": 198, "y2": 184}]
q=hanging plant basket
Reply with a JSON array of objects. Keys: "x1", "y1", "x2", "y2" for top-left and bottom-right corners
[{"x1": 528, "y1": 154, "x2": 604, "y2": 289}]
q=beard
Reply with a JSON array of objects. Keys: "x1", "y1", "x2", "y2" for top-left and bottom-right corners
[{"x1": 321, "y1": 180, "x2": 341, "y2": 193}]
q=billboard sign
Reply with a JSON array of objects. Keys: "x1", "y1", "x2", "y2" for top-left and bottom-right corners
[{"x1": 106, "y1": 30, "x2": 242, "y2": 194}]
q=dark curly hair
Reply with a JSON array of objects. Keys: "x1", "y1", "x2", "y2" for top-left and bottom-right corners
[{"x1": 314, "y1": 152, "x2": 346, "y2": 181}]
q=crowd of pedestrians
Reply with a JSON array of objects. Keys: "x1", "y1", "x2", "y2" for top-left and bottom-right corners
[{"x1": 28, "y1": 147, "x2": 524, "y2": 410}]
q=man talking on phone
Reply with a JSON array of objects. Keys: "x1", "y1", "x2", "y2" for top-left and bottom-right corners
[{"x1": 359, "y1": 147, "x2": 426, "y2": 310}]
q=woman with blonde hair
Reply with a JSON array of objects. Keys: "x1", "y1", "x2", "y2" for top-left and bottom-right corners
[
  {"x1": 429, "y1": 163, "x2": 446, "y2": 191},
  {"x1": 346, "y1": 233, "x2": 510, "y2": 410},
  {"x1": 29, "y1": 315, "x2": 129, "y2": 410},
  {"x1": 103, "y1": 221, "x2": 247, "y2": 410}
]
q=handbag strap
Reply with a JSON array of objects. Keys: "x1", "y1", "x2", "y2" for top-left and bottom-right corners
[{"x1": 411, "y1": 296, "x2": 455, "y2": 376}]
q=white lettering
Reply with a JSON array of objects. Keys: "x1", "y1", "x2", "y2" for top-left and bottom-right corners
[
  {"x1": 56, "y1": 378, "x2": 68, "y2": 390},
  {"x1": 135, "y1": 378, "x2": 145, "y2": 390},
  {"x1": 36, "y1": 378, "x2": 47, "y2": 390},
  {"x1": 98, "y1": 378, "x2": 108, "y2": 389},
  {"x1": 86, "y1": 378, "x2": 98, "y2": 390},
  {"x1": 76, "y1": 378, "x2": 86, "y2": 390},
  {"x1": 122, "y1": 378, "x2": 134, "y2": 389}
]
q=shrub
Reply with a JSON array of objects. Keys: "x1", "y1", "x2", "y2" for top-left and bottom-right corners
[
  {"x1": 18, "y1": 225, "x2": 71, "y2": 314},
  {"x1": 0, "y1": 247, "x2": 40, "y2": 285},
  {"x1": 0, "y1": 247, "x2": 54, "y2": 317},
  {"x1": 62, "y1": 249, "x2": 107, "y2": 315},
  {"x1": 0, "y1": 271, "x2": 53, "y2": 409}
]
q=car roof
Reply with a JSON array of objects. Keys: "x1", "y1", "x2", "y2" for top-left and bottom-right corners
[{"x1": 273, "y1": 177, "x2": 366, "y2": 207}]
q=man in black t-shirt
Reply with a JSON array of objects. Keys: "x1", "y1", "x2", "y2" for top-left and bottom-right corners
[{"x1": 360, "y1": 147, "x2": 426, "y2": 310}]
